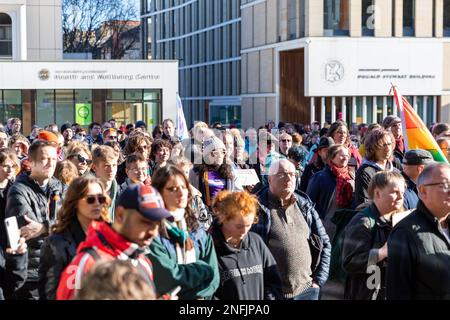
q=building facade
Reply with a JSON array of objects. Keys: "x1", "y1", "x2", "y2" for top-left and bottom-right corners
[
  {"x1": 0, "y1": 0, "x2": 178, "y2": 134},
  {"x1": 141, "y1": 0, "x2": 241, "y2": 127},
  {"x1": 142, "y1": 0, "x2": 450, "y2": 129}
]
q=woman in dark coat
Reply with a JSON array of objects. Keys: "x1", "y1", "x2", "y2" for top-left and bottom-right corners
[{"x1": 38, "y1": 176, "x2": 111, "y2": 300}]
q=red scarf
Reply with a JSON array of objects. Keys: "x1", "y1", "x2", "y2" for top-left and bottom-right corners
[
  {"x1": 329, "y1": 162, "x2": 353, "y2": 208},
  {"x1": 395, "y1": 136, "x2": 404, "y2": 153}
]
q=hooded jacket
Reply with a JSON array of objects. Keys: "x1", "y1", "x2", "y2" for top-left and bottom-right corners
[
  {"x1": 56, "y1": 221, "x2": 154, "y2": 300},
  {"x1": 38, "y1": 218, "x2": 86, "y2": 300},
  {"x1": 5, "y1": 174, "x2": 64, "y2": 281},
  {"x1": 210, "y1": 220, "x2": 282, "y2": 300}
]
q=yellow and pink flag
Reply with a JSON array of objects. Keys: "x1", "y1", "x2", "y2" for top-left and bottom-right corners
[{"x1": 391, "y1": 85, "x2": 448, "y2": 163}]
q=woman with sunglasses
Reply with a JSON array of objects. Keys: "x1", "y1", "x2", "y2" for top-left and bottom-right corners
[
  {"x1": 66, "y1": 142, "x2": 92, "y2": 177},
  {"x1": 38, "y1": 176, "x2": 110, "y2": 300}
]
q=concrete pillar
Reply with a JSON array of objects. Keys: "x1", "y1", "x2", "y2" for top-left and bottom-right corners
[
  {"x1": 375, "y1": 0, "x2": 393, "y2": 37},
  {"x1": 305, "y1": 0, "x2": 323, "y2": 37},
  {"x1": 415, "y1": 0, "x2": 433, "y2": 37},
  {"x1": 435, "y1": 0, "x2": 444, "y2": 38},
  {"x1": 349, "y1": 0, "x2": 362, "y2": 37},
  {"x1": 394, "y1": 0, "x2": 403, "y2": 37}
]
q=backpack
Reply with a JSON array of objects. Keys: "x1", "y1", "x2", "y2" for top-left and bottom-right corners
[{"x1": 328, "y1": 206, "x2": 377, "y2": 282}]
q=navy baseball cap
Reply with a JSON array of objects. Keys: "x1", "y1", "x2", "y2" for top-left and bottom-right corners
[{"x1": 116, "y1": 184, "x2": 173, "y2": 221}]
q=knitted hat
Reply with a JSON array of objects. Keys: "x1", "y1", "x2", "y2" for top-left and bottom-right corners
[
  {"x1": 60, "y1": 123, "x2": 71, "y2": 134},
  {"x1": 37, "y1": 130, "x2": 58, "y2": 144},
  {"x1": 203, "y1": 136, "x2": 226, "y2": 155}
]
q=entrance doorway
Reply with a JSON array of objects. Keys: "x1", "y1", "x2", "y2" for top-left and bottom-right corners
[{"x1": 106, "y1": 100, "x2": 160, "y2": 129}]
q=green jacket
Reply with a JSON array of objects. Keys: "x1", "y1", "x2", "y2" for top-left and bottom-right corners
[{"x1": 147, "y1": 226, "x2": 220, "y2": 300}]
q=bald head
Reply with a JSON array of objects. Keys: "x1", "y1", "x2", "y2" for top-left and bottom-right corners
[{"x1": 417, "y1": 163, "x2": 450, "y2": 220}]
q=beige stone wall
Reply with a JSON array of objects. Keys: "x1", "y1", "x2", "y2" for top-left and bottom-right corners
[
  {"x1": 375, "y1": 0, "x2": 392, "y2": 37},
  {"x1": 349, "y1": 0, "x2": 362, "y2": 37},
  {"x1": 415, "y1": 0, "x2": 433, "y2": 37},
  {"x1": 444, "y1": 43, "x2": 450, "y2": 90},
  {"x1": 241, "y1": 7, "x2": 253, "y2": 49},
  {"x1": 441, "y1": 96, "x2": 450, "y2": 124},
  {"x1": 435, "y1": 0, "x2": 444, "y2": 38},
  {"x1": 305, "y1": 0, "x2": 323, "y2": 37},
  {"x1": 394, "y1": 0, "x2": 403, "y2": 37},
  {"x1": 253, "y1": 3, "x2": 266, "y2": 46}
]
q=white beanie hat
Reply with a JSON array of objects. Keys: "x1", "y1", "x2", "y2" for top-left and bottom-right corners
[{"x1": 203, "y1": 136, "x2": 226, "y2": 155}]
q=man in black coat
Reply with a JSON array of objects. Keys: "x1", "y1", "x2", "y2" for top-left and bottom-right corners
[
  {"x1": 5, "y1": 140, "x2": 64, "y2": 299},
  {"x1": 387, "y1": 163, "x2": 450, "y2": 299}
]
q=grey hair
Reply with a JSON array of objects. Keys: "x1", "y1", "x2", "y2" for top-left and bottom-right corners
[
  {"x1": 268, "y1": 158, "x2": 295, "y2": 176},
  {"x1": 417, "y1": 162, "x2": 450, "y2": 187}
]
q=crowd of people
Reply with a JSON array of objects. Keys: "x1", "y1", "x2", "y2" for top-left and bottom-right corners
[{"x1": 0, "y1": 115, "x2": 449, "y2": 300}]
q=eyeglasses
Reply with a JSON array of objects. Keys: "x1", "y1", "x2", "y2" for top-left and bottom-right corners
[
  {"x1": 107, "y1": 135, "x2": 117, "y2": 140},
  {"x1": 421, "y1": 182, "x2": 450, "y2": 192},
  {"x1": 281, "y1": 139, "x2": 292, "y2": 143},
  {"x1": 77, "y1": 155, "x2": 92, "y2": 165},
  {"x1": 275, "y1": 172, "x2": 297, "y2": 179},
  {"x1": 85, "y1": 194, "x2": 107, "y2": 205}
]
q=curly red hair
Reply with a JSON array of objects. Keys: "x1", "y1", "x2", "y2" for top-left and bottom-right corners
[{"x1": 212, "y1": 191, "x2": 259, "y2": 224}]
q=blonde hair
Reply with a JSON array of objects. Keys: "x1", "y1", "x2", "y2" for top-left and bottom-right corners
[
  {"x1": 92, "y1": 145, "x2": 119, "y2": 165},
  {"x1": 75, "y1": 260, "x2": 156, "y2": 300},
  {"x1": 212, "y1": 191, "x2": 259, "y2": 224},
  {"x1": 54, "y1": 160, "x2": 79, "y2": 185}
]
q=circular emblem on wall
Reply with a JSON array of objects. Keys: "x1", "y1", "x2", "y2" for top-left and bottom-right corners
[
  {"x1": 77, "y1": 106, "x2": 90, "y2": 119},
  {"x1": 324, "y1": 60, "x2": 344, "y2": 83},
  {"x1": 38, "y1": 69, "x2": 50, "y2": 81}
]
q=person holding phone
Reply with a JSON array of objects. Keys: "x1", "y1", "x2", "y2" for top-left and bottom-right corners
[
  {"x1": 5, "y1": 140, "x2": 64, "y2": 300},
  {"x1": 38, "y1": 176, "x2": 111, "y2": 300},
  {"x1": 0, "y1": 148, "x2": 27, "y2": 300}
]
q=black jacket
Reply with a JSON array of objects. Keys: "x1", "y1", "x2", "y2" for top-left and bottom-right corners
[
  {"x1": 386, "y1": 200, "x2": 450, "y2": 300},
  {"x1": 252, "y1": 187, "x2": 331, "y2": 287},
  {"x1": 0, "y1": 249, "x2": 28, "y2": 300},
  {"x1": 5, "y1": 174, "x2": 64, "y2": 281},
  {"x1": 0, "y1": 181, "x2": 13, "y2": 249},
  {"x1": 38, "y1": 218, "x2": 86, "y2": 300},
  {"x1": 342, "y1": 204, "x2": 392, "y2": 300},
  {"x1": 300, "y1": 161, "x2": 324, "y2": 193},
  {"x1": 210, "y1": 220, "x2": 282, "y2": 300}
]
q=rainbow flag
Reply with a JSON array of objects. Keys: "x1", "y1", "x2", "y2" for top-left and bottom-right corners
[{"x1": 392, "y1": 85, "x2": 448, "y2": 163}]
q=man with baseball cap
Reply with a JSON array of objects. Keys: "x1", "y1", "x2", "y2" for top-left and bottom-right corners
[
  {"x1": 382, "y1": 115, "x2": 404, "y2": 162},
  {"x1": 402, "y1": 149, "x2": 434, "y2": 210},
  {"x1": 56, "y1": 184, "x2": 172, "y2": 300}
]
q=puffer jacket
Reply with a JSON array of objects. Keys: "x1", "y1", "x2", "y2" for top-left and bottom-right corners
[
  {"x1": 57, "y1": 221, "x2": 154, "y2": 300},
  {"x1": 5, "y1": 174, "x2": 64, "y2": 282},
  {"x1": 252, "y1": 187, "x2": 331, "y2": 287},
  {"x1": 38, "y1": 218, "x2": 86, "y2": 300},
  {"x1": 387, "y1": 200, "x2": 450, "y2": 300}
]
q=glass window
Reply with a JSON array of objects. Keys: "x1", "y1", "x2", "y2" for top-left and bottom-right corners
[
  {"x1": 0, "y1": 13, "x2": 12, "y2": 58},
  {"x1": 445, "y1": 0, "x2": 450, "y2": 36},
  {"x1": 366, "y1": 97, "x2": 374, "y2": 124},
  {"x1": 144, "y1": 101, "x2": 160, "y2": 132},
  {"x1": 125, "y1": 89, "x2": 143, "y2": 100},
  {"x1": 355, "y1": 97, "x2": 363, "y2": 124},
  {"x1": 106, "y1": 89, "x2": 124, "y2": 100},
  {"x1": 36, "y1": 90, "x2": 55, "y2": 128},
  {"x1": 3, "y1": 90, "x2": 22, "y2": 120},
  {"x1": 362, "y1": 0, "x2": 375, "y2": 36},
  {"x1": 209, "y1": 105, "x2": 241, "y2": 128},
  {"x1": 376, "y1": 97, "x2": 384, "y2": 123},
  {"x1": 403, "y1": 0, "x2": 415, "y2": 36},
  {"x1": 324, "y1": 0, "x2": 350, "y2": 36},
  {"x1": 55, "y1": 90, "x2": 74, "y2": 126},
  {"x1": 143, "y1": 89, "x2": 161, "y2": 100}
]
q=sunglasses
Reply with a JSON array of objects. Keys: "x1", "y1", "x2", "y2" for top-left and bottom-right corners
[
  {"x1": 85, "y1": 194, "x2": 107, "y2": 205},
  {"x1": 108, "y1": 135, "x2": 118, "y2": 140},
  {"x1": 77, "y1": 155, "x2": 92, "y2": 165}
]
